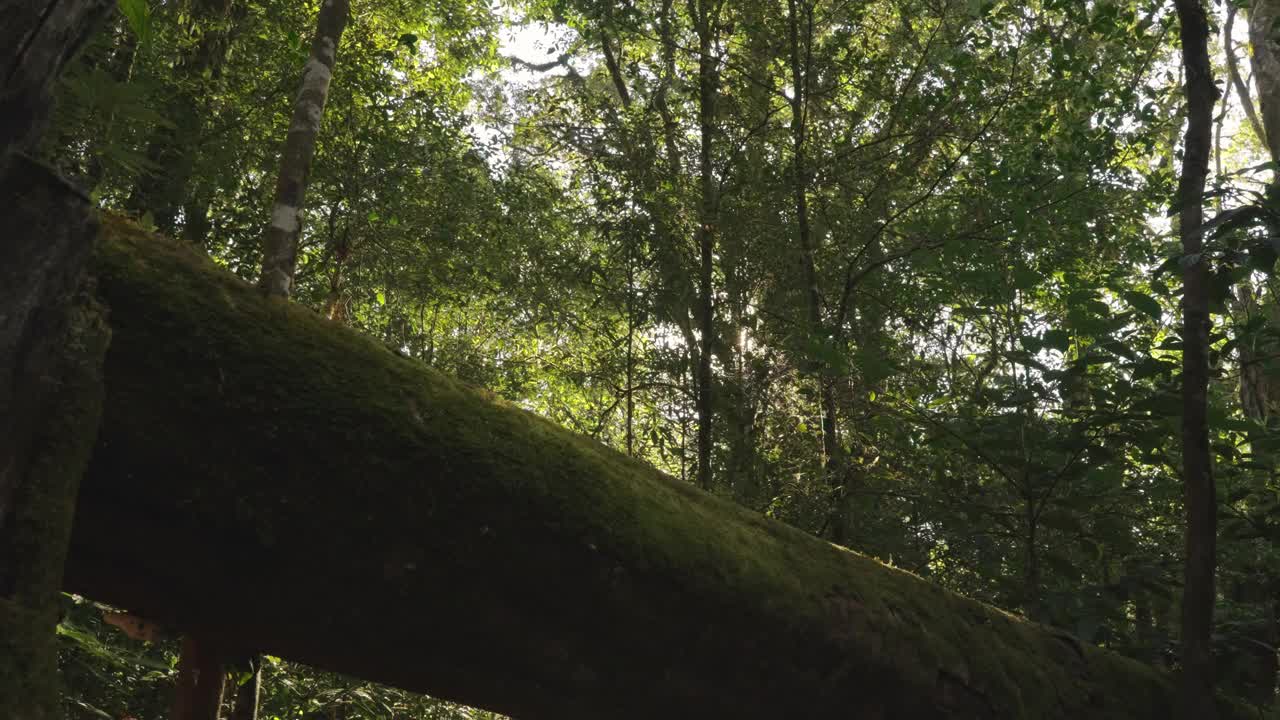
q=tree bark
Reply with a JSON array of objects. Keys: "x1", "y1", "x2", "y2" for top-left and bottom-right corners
[
  {"x1": 229, "y1": 658, "x2": 262, "y2": 720},
  {"x1": 259, "y1": 0, "x2": 349, "y2": 298},
  {"x1": 0, "y1": 156, "x2": 109, "y2": 720},
  {"x1": 1, "y1": 4, "x2": 110, "y2": 718},
  {"x1": 171, "y1": 635, "x2": 227, "y2": 720},
  {"x1": 693, "y1": 0, "x2": 718, "y2": 491},
  {"x1": 786, "y1": 0, "x2": 838, "y2": 467},
  {"x1": 1250, "y1": 0, "x2": 1280, "y2": 161},
  {"x1": 1227, "y1": 6, "x2": 1268, "y2": 154},
  {"x1": 59, "y1": 216, "x2": 1270, "y2": 720},
  {"x1": 0, "y1": 0, "x2": 110, "y2": 157},
  {"x1": 1172, "y1": 2, "x2": 1219, "y2": 719}
]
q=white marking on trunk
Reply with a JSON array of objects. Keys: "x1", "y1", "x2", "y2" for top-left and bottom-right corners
[
  {"x1": 291, "y1": 56, "x2": 334, "y2": 131},
  {"x1": 314, "y1": 37, "x2": 337, "y2": 66},
  {"x1": 271, "y1": 204, "x2": 300, "y2": 234}
]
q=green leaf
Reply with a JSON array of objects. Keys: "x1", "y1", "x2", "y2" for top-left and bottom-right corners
[
  {"x1": 117, "y1": 0, "x2": 152, "y2": 47},
  {"x1": 1011, "y1": 266, "x2": 1041, "y2": 289},
  {"x1": 1039, "y1": 508, "x2": 1085, "y2": 534},
  {"x1": 1153, "y1": 254, "x2": 1182, "y2": 278},
  {"x1": 1042, "y1": 329, "x2": 1071, "y2": 352},
  {"x1": 1122, "y1": 291, "x2": 1162, "y2": 321},
  {"x1": 1248, "y1": 240, "x2": 1279, "y2": 274}
]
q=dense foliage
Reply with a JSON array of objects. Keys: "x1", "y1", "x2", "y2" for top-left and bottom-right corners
[{"x1": 44, "y1": 0, "x2": 1280, "y2": 715}]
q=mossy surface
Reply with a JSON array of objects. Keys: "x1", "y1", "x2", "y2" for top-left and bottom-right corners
[
  {"x1": 1, "y1": 157, "x2": 109, "y2": 720},
  {"x1": 1, "y1": 295, "x2": 109, "y2": 720},
  {"x1": 71, "y1": 214, "x2": 1271, "y2": 720},
  {"x1": 1, "y1": 257, "x2": 109, "y2": 720}
]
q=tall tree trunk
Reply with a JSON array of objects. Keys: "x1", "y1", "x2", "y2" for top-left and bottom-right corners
[
  {"x1": 229, "y1": 658, "x2": 262, "y2": 720},
  {"x1": 1232, "y1": 291, "x2": 1280, "y2": 706},
  {"x1": 784, "y1": 0, "x2": 850, "y2": 543},
  {"x1": 625, "y1": 242, "x2": 636, "y2": 457},
  {"x1": 693, "y1": 0, "x2": 718, "y2": 491},
  {"x1": 259, "y1": 0, "x2": 350, "y2": 298},
  {"x1": 786, "y1": 0, "x2": 837, "y2": 466},
  {"x1": 1173, "y1": 2, "x2": 1219, "y2": 718},
  {"x1": 0, "y1": 0, "x2": 110, "y2": 156},
  {"x1": 126, "y1": 0, "x2": 239, "y2": 234},
  {"x1": 1250, "y1": 0, "x2": 1280, "y2": 161},
  {"x1": 1023, "y1": 494, "x2": 1043, "y2": 621},
  {"x1": 655, "y1": 0, "x2": 682, "y2": 185},
  {"x1": 171, "y1": 635, "x2": 227, "y2": 720},
  {"x1": 232, "y1": 662, "x2": 262, "y2": 720},
  {"x1": 1133, "y1": 584, "x2": 1159, "y2": 664},
  {"x1": 1, "y1": 4, "x2": 110, "y2": 718},
  {"x1": 1240, "y1": 15, "x2": 1280, "y2": 703},
  {"x1": 1227, "y1": 6, "x2": 1268, "y2": 153}
]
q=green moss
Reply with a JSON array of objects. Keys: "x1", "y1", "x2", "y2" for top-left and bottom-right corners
[
  {"x1": 85, "y1": 214, "x2": 1273, "y2": 719},
  {"x1": 2, "y1": 248, "x2": 110, "y2": 720},
  {"x1": 0, "y1": 600, "x2": 61, "y2": 720}
]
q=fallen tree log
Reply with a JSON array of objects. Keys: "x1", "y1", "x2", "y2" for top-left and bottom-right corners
[{"x1": 63, "y1": 215, "x2": 1265, "y2": 720}]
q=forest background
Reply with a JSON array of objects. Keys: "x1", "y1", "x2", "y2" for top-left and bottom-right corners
[{"x1": 39, "y1": 0, "x2": 1280, "y2": 717}]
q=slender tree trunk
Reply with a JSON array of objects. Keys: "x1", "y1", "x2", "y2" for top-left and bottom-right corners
[
  {"x1": 625, "y1": 245, "x2": 636, "y2": 457},
  {"x1": 1250, "y1": 0, "x2": 1280, "y2": 161},
  {"x1": 229, "y1": 659, "x2": 262, "y2": 720},
  {"x1": 655, "y1": 0, "x2": 682, "y2": 184},
  {"x1": 1227, "y1": 6, "x2": 1268, "y2": 153},
  {"x1": 83, "y1": 25, "x2": 138, "y2": 189},
  {"x1": 693, "y1": 0, "x2": 718, "y2": 490},
  {"x1": 172, "y1": 635, "x2": 227, "y2": 720},
  {"x1": 321, "y1": 205, "x2": 350, "y2": 321},
  {"x1": 259, "y1": 0, "x2": 349, "y2": 298},
  {"x1": 1230, "y1": 289, "x2": 1280, "y2": 705},
  {"x1": 786, "y1": 0, "x2": 837, "y2": 466},
  {"x1": 126, "y1": 0, "x2": 238, "y2": 234},
  {"x1": 1134, "y1": 584, "x2": 1158, "y2": 663},
  {"x1": 1024, "y1": 497, "x2": 1042, "y2": 621},
  {"x1": 184, "y1": 196, "x2": 214, "y2": 247},
  {"x1": 1242, "y1": 29, "x2": 1280, "y2": 703},
  {"x1": 1172, "y1": 2, "x2": 1219, "y2": 718}
]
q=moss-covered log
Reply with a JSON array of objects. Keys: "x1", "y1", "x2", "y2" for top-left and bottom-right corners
[{"x1": 64, "y1": 216, "x2": 1267, "y2": 720}]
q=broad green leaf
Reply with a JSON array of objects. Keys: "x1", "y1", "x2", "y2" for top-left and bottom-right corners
[
  {"x1": 1042, "y1": 329, "x2": 1071, "y2": 352},
  {"x1": 118, "y1": 0, "x2": 152, "y2": 47},
  {"x1": 1039, "y1": 508, "x2": 1085, "y2": 534},
  {"x1": 1122, "y1": 291, "x2": 1162, "y2": 321}
]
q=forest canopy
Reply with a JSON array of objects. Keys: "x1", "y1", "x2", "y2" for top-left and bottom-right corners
[{"x1": 7, "y1": 0, "x2": 1280, "y2": 717}]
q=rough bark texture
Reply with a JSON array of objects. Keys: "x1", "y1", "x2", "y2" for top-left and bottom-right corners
[
  {"x1": 1173, "y1": 2, "x2": 1220, "y2": 719},
  {"x1": 0, "y1": 0, "x2": 111, "y2": 156},
  {"x1": 1, "y1": 5, "x2": 110, "y2": 717},
  {"x1": 1251, "y1": 0, "x2": 1280, "y2": 161},
  {"x1": 0, "y1": 155, "x2": 109, "y2": 720},
  {"x1": 1227, "y1": 6, "x2": 1268, "y2": 153},
  {"x1": 170, "y1": 635, "x2": 227, "y2": 720},
  {"x1": 258, "y1": 0, "x2": 349, "y2": 298},
  {"x1": 57, "y1": 215, "x2": 1272, "y2": 720}
]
